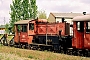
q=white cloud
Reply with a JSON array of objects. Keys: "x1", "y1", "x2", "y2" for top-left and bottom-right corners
[
  {"x1": 0, "y1": 0, "x2": 12, "y2": 25},
  {"x1": 36, "y1": 0, "x2": 90, "y2": 16},
  {"x1": 0, "y1": 0, "x2": 90, "y2": 25}
]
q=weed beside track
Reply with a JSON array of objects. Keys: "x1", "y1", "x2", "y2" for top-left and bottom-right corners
[{"x1": 0, "y1": 45, "x2": 90, "y2": 60}]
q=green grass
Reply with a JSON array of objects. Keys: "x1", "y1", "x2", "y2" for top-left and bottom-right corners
[
  {"x1": 28, "y1": 55, "x2": 34, "y2": 59},
  {"x1": 0, "y1": 44, "x2": 3, "y2": 47},
  {"x1": 0, "y1": 46, "x2": 90, "y2": 60},
  {"x1": 7, "y1": 35, "x2": 14, "y2": 41},
  {"x1": 0, "y1": 34, "x2": 3, "y2": 39},
  {"x1": 0, "y1": 55, "x2": 3, "y2": 59}
]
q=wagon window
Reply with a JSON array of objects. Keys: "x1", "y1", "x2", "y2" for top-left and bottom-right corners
[
  {"x1": 77, "y1": 22, "x2": 84, "y2": 32},
  {"x1": 86, "y1": 22, "x2": 90, "y2": 32},
  {"x1": 29, "y1": 23, "x2": 34, "y2": 30},
  {"x1": 77, "y1": 22, "x2": 80, "y2": 30}
]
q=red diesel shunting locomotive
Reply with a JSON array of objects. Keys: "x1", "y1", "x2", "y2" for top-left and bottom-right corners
[{"x1": 14, "y1": 18, "x2": 71, "y2": 51}]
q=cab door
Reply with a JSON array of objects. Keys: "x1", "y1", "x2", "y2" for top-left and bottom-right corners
[
  {"x1": 20, "y1": 25, "x2": 28, "y2": 43},
  {"x1": 76, "y1": 21, "x2": 84, "y2": 49}
]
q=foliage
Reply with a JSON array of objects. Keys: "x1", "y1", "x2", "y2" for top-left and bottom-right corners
[
  {"x1": 10, "y1": 0, "x2": 37, "y2": 32},
  {"x1": 30, "y1": 0, "x2": 37, "y2": 19},
  {"x1": 5, "y1": 23, "x2": 9, "y2": 34},
  {"x1": 38, "y1": 10, "x2": 47, "y2": 19}
]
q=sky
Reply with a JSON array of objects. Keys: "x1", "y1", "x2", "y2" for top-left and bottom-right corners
[{"x1": 0, "y1": 0, "x2": 90, "y2": 25}]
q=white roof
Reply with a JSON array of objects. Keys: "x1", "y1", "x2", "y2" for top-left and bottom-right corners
[
  {"x1": 51, "y1": 13, "x2": 83, "y2": 18},
  {"x1": 73, "y1": 15, "x2": 90, "y2": 21}
]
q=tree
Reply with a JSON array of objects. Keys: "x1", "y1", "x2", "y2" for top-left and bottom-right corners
[
  {"x1": 10, "y1": 0, "x2": 37, "y2": 32},
  {"x1": 30, "y1": 0, "x2": 37, "y2": 19},
  {"x1": 38, "y1": 10, "x2": 47, "y2": 19},
  {"x1": 5, "y1": 23, "x2": 9, "y2": 34}
]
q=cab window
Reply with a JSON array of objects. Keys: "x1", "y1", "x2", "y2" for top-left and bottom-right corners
[
  {"x1": 29, "y1": 23, "x2": 34, "y2": 30},
  {"x1": 17, "y1": 25, "x2": 27, "y2": 32},
  {"x1": 86, "y1": 22, "x2": 90, "y2": 32},
  {"x1": 22, "y1": 25, "x2": 27, "y2": 32}
]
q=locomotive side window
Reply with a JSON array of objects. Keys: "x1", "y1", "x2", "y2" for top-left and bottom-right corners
[
  {"x1": 86, "y1": 22, "x2": 90, "y2": 32},
  {"x1": 29, "y1": 23, "x2": 34, "y2": 30},
  {"x1": 77, "y1": 22, "x2": 84, "y2": 32},
  {"x1": 17, "y1": 25, "x2": 21, "y2": 32}
]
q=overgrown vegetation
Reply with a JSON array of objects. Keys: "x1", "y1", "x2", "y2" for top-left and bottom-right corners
[
  {"x1": 38, "y1": 10, "x2": 47, "y2": 19},
  {"x1": 28, "y1": 55, "x2": 34, "y2": 59},
  {"x1": 0, "y1": 46, "x2": 90, "y2": 60}
]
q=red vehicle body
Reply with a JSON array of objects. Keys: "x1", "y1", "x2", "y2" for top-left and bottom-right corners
[
  {"x1": 72, "y1": 15, "x2": 90, "y2": 50},
  {"x1": 36, "y1": 22, "x2": 69, "y2": 36}
]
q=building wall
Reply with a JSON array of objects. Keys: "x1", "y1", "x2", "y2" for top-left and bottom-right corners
[
  {"x1": 56, "y1": 18, "x2": 73, "y2": 35},
  {"x1": 48, "y1": 14, "x2": 56, "y2": 22},
  {"x1": 0, "y1": 28, "x2": 5, "y2": 34},
  {"x1": 65, "y1": 19, "x2": 73, "y2": 35},
  {"x1": 56, "y1": 18, "x2": 62, "y2": 22},
  {"x1": 0, "y1": 30, "x2": 5, "y2": 34}
]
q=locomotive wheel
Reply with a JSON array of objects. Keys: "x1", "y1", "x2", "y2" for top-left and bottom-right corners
[
  {"x1": 60, "y1": 46, "x2": 64, "y2": 54},
  {"x1": 14, "y1": 45, "x2": 18, "y2": 48},
  {"x1": 38, "y1": 48, "x2": 41, "y2": 51},
  {"x1": 87, "y1": 51, "x2": 90, "y2": 57},
  {"x1": 73, "y1": 50, "x2": 77, "y2": 56},
  {"x1": 22, "y1": 45, "x2": 25, "y2": 49},
  {"x1": 19, "y1": 44, "x2": 22, "y2": 48},
  {"x1": 28, "y1": 45, "x2": 31, "y2": 49},
  {"x1": 66, "y1": 49, "x2": 73, "y2": 55},
  {"x1": 59, "y1": 46, "x2": 62, "y2": 53},
  {"x1": 84, "y1": 50, "x2": 88, "y2": 57},
  {"x1": 77, "y1": 50, "x2": 83, "y2": 56}
]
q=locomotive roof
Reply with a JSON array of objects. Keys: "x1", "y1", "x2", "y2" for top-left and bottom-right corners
[
  {"x1": 15, "y1": 19, "x2": 47, "y2": 25},
  {"x1": 73, "y1": 15, "x2": 90, "y2": 21},
  {"x1": 15, "y1": 20, "x2": 31, "y2": 24}
]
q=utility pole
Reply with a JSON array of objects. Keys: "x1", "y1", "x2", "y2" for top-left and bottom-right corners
[{"x1": 4, "y1": 17, "x2": 5, "y2": 25}]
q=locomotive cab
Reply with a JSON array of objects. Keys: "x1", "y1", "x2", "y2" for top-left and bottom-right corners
[
  {"x1": 14, "y1": 20, "x2": 31, "y2": 46},
  {"x1": 14, "y1": 19, "x2": 47, "y2": 48}
]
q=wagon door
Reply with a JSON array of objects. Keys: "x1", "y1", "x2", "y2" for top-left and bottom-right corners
[
  {"x1": 76, "y1": 21, "x2": 84, "y2": 49},
  {"x1": 84, "y1": 22, "x2": 90, "y2": 49},
  {"x1": 72, "y1": 22, "x2": 77, "y2": 48}
]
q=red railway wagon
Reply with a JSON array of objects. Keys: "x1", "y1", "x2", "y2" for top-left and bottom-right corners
[{"x1": 72, "y1": 15, "x2": 90, "y2": 50}]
